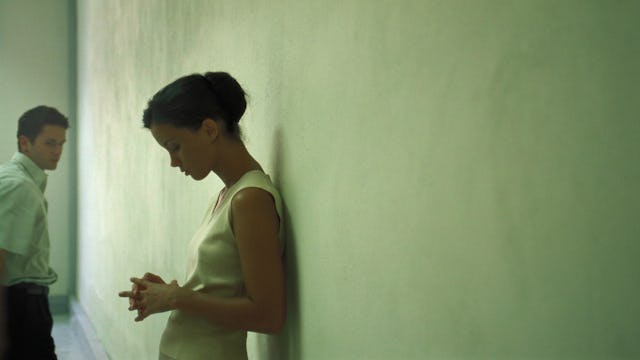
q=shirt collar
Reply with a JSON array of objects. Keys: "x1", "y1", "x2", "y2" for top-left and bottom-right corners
[{"x1": 10, "y1": 152, "x2": 48, "y2": 192}]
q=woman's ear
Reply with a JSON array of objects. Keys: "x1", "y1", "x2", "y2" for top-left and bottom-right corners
[{"x1": 201, "y1": 118, "x2": 220, "y2": 141}]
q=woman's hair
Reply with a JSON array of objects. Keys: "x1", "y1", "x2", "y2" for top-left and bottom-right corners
[
  {"x1": 17, "y1": 105, "x2": 69, "y2": 150},
  {"x1": 142, "y1": 72, "x2": 247, "y2": 136}
]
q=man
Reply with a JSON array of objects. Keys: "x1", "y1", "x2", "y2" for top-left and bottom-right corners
[{"x1": 0, "y1": 106, "x2": 69, "y2": 359}]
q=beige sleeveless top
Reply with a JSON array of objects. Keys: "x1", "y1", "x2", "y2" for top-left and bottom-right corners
[{"x1": 159, "y1": 170, "x2": 284, "y2": 360}]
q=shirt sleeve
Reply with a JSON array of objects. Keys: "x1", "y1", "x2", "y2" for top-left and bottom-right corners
[{"x1": 0, "y1": 177, "x2": 40, "y2": 255}]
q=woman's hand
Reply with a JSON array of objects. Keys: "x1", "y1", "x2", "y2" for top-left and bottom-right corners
[
  {"x1": 118, "y1": 272, "x2": 179, "y2": 321},
  {"x1": 130, "y1": 276, "x2": 191, "y2": 322}
]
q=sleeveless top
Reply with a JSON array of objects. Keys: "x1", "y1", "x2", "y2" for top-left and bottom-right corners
[{"x1": 159, "y1": 170, "x2": 284, "y2": 360}]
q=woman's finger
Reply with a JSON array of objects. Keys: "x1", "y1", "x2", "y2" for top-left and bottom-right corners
[
  {"x1": 143, "y1": 272, "x2": 164, "y2": 283},
  {"x1": 134, "y1": 309, "x2": 147, "y2": 322},
  {"x1": 130, "y1": 277, "x2": 149, "y2": 287}
]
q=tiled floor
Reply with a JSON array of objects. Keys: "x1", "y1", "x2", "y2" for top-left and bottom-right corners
[{"x1": 52, "y1": 314, "x2": 97, "y2": 360}]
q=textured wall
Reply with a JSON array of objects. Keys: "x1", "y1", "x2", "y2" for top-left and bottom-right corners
[
  {"x1": 0, "y1": 0, "x2": 73, "y2": 298},
  {"x1": 76, "y1": 1, "x2": 640, "y2": 359}
]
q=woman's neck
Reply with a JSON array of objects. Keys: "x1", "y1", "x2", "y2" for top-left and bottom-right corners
[{"x1": 214, "y1": 140, "x2": 262, "y2": 188}]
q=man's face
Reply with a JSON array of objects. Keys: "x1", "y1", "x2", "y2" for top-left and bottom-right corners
[{"x1": 20, "y1": 125, "x2": 67, "y2": 170}]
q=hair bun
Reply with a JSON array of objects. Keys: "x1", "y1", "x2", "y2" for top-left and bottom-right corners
[{"x1": 203, "y1": 72, "x2": 247, "y2": 124}]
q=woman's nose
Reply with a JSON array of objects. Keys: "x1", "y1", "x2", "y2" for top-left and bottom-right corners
[{"x1": 170, "y1": 155, "x2": 181, "y2": 167}]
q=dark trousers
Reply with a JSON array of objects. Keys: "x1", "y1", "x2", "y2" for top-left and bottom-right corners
[{"x1": 5, "y1": 283, "x2": 57, "y2": 360}]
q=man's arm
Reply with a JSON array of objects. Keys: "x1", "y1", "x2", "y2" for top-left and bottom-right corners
[
  {"x1": 0, "y1": 249, "x2": 4, "y2": 282},
  {"x1": 0, "y1": 248, "x2": 6, "y2": 356}
]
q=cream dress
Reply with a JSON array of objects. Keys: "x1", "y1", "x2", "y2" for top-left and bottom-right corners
[{"x1": 159, "y1": 170, "x2": 284, "y2": 360}]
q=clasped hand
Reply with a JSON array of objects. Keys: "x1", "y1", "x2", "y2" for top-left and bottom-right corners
[{"x1": 118, "y1": 272, "x2": 180, "y2": 322}]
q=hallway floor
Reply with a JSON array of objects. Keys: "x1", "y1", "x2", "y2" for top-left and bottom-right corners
[{"x1": 52, "y1": 314, "x2": 101, "y2": 360}]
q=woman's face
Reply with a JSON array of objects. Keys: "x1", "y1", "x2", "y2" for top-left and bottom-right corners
[{"x1": 150, "y1": 121, "x2": 217, "y2": 180}]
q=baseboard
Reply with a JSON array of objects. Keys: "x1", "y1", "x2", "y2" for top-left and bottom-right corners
[
  {"x1": 70, "y1": 299, "x2": 110, "y2": 360},
  {"x1": 49, "y1": 295, "x2": 69, "y2": 315}
]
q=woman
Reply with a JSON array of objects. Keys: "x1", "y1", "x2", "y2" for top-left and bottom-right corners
[{"x1": 118, "y1": 72, "x2": 285, "y2": 359}]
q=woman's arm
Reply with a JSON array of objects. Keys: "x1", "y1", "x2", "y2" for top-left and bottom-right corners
[{"x1": 123, "y1": 187, "x2": 285, "y2": 334}]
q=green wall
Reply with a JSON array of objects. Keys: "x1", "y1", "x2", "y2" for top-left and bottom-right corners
[
  {"x1": 0, "y1": 0, "x2": 74, "y2": 299},
  {"x1": 76, "y1": 1, "x2": 640, "y2": 359}
]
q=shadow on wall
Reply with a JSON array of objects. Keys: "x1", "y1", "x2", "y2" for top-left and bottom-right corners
[{"x1": 270, "y1": 125, "x2": 301, "y2": 360}]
